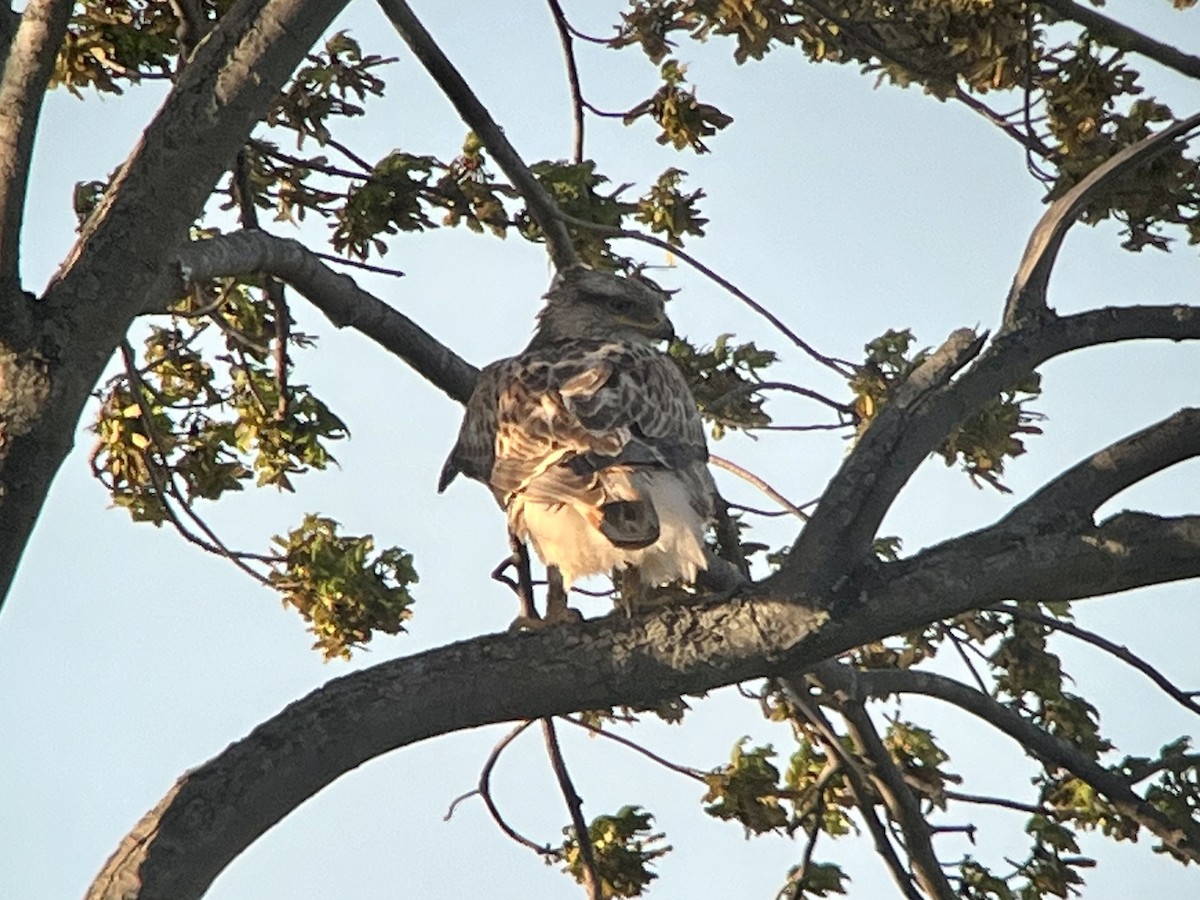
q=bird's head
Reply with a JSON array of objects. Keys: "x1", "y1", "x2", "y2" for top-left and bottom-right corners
[{"x1": 530, "y1": 266, "x2": 675, "y2": 348}]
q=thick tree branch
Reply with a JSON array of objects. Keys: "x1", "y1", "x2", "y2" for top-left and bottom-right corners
[
  {"x1": 1004, "y1": 408, "x2": 1200, "y2": 529},
  {"x1": 0, "y1": 0, "x2": 71, "y2": 298},
  {"x1": 1035, "y1": 0, "x2": 1200, "y2": 82},
  {"x1": 170, "y1": 230, "x2": 479, "y2": 404},
  {"x1": 0, "y1": 0, "x2": 350, "y2": 611},
  {"x1": 1004, "y1": 112, "x2": 1200, "y2": 328},
  {"x1": 777, "y1": 305, "x2": 1200, "y2": 591},
  {"x1": 818, "y1": 664, "x2": 1200, "y2": 863},
  {"x1": 376, "y1": 0, "x2": 580, "y2": 271},
  {"x1": 87, "y1": 503, "x2": 1200, "y2": 898}
]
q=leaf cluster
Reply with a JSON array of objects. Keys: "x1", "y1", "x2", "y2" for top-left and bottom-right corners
[
  {"x1": 560, "y1": 805, "x2": 671, "y2": 898},
  {"x1": 670, "y1": 334, "x2": 778, "y2": 438},
  {"x1": 612, "y1": 0, "x2": 1200, "y2": 250}
]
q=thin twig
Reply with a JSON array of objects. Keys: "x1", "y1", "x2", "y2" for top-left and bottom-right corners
[
  {"x1": 563, "y1": 716, "x2": 707, "y2": 782},
  {"x1": 547, "y1": 0, "x2": 585, "y2": 163},
  {"x1": 707, "y1": 380, "x2": 852, "y2": 417},
  {"x1": 476, "y1": 720, "x2": 556, "y2": 856},
  {"x1": 710, "y1": 455, "x2": 812, "y2": 521},
  {"x1": 992, "y1": 603, "x2": 1200, "y2": 717},
  {"x1": 942, "y1": 789, "x2": 1046, "y2": 816},
  {"x1": 560, "y1": 213, "x2": 854, "y2": 376},
  {"x1": 313, "y1": 250, "x2": 406, "y2": 277},
  {"x1": 940, "y1": 624, "x2": 990, "y2": 696},
  {"x1": 542, "y1": 719, "x2": 603, "y2": 900}
]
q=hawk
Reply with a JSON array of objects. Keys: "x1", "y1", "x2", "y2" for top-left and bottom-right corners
[{"x1": 438, "y1": 266, "x2": 717, "y2": 624}]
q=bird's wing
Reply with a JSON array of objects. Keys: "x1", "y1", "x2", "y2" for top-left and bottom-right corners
[
  {"x1": 487, "y1": 341, "x2": 709, "y2": 504},
  {"x1": 437, "y1": 359, "x2": 508, "y2": 493}
]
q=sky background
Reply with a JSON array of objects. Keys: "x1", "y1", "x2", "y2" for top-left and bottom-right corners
[{"x1": 1, "y1": 1, "x2": 1197, "y2": 898}]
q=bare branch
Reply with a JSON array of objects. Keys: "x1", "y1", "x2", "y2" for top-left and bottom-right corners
[
  {"x1": 1004, "y1": 113, "x2": 1200, "y2": 328},
  {"x1": 546, "y1": 0, "x2": 585, "y2": 163},
  {"x1": 828, "y1": 683, "x2": 958, "y2": 900},
  {"x1": 992, "y1": 602, "x2": 1200, "y2": 718},
  {"x1": 1003, "y1": 408, "x2": 1200, "y2": 529},
  {"x1": 776, "y1": 306, "x2": 1200, "y2": 590},
  {"x1": 376, "y1": 0, "x2": 580, "y2": 271},
  {"x1": 560, "y1": 212, "x2": 854, "y2": 376},
  {"x1": 171, "y1": 230, "x2": 479, "y2": 404},
  {"x1": 784, "y1": 683, "x2": 924, "y2": 900},
  {"x1": 477, "y1": 720, "x2": 554, "y2": 856},
  {"x1": 0, "y1": 0, "x2": 72, "y2": 297},
  {"x1": 1035, "y1": 0, "x2": 1200, "y2": 81},
  {"x1": 818, "y1": 664, "x2": 1200, "y2": 862},
  {"x1": 710, "y1": 454, "x2": 812, "y2": 520},
  {"x1": 542, "y1": 719, "x2": 603, "y2": 900}
]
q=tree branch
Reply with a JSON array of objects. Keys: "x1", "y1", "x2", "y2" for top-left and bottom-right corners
[
  {"x1": 1004, "y1": 112, "x2": 1200, "y2": 328},
  {"x1": 828, "y1": 684, "x2": 958, "y2": 900},
  {"x1": 1, "y1": 0, "x2": 349, "y2": 613},
  {"x1": 776, "y1": 305, "x2": 1200, "y2": 591},
  {"x1": 87, "y1": 501, "x2": 1200, "y2": 898},
  {"x1": 376, "y1": 0, "x2": 580, "y2": 271},
  {"x1": 1003, "y1": 408, "x2": 1200, "y2": 529},
  {"x1": 170, "y1": 230, "x2": 479, "y2": 404},
  {"x1": 818, "y1": 664, "x2": 1200, "y2": 863},
  {"x1": 546, "y1": 0, "x2": 585, "y2": 163},
  {"x1": 1034, "y1": 0, "x2": 1200, "y2": 82},
  {"x1": 0, "y1": 0, "x2": 70, "y2": 296}
]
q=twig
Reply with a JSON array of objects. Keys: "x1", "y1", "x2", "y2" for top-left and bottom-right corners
[
  {"x1": 378, "y1": 0, "x2": 580, "y2": 271},
  {"x1": 563, "y1": 716, "x2": 707, "y2": 782},
  {"x1": 940, "y1": 624, "x2": 990, "y2": 696},
  {"x1": 542, "y1": 719, "x2": 603, "y2": 900},
  {"x1": 117, "y1": 342, "x2": 273, "y2": 585},
  {"x1": 560, "y1": 213, "x2": 854, "y2": 376},
  {"x1": 476, "y1": 720, "x2": 556, "y2": 856},
  {"x1": 313, "y1": 250, "x2": 406, "y2": 277},
  {"x1": 547, "y1": 0, "x2": 585, "y2": 163},
  {"x1": 992, "y1": 603, "x2": 1200, "y2": 717},
  {"x1": 706, "y1": 380, "x2": 852, "y2": 417},
  {"x1": 710, "y1": 454, "x2": 812, "y2": 521},
  {"x1": 942, "y1": 789, "x2": 1046, "y2": 816},
  {"x1": 783, "y1": 682, "x2": 925, "y2": 900}
]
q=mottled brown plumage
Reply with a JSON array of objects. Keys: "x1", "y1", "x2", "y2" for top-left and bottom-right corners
[{"x1": 439, "y1": 266, "x2": 715, "y2": 621}]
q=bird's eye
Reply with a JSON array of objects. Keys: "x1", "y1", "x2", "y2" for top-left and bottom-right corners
[{"x1": 609, "y1": 297, "x2": 635, "y2": 315}]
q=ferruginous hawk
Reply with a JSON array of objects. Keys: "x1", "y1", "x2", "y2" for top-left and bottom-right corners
[{"x1": 438, "y1": 266, "x2": 716, "y2": 623}]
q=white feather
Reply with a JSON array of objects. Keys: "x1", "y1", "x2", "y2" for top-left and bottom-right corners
[{"x1": 514, "y1": 469, "x2": 708, "y2": 588}]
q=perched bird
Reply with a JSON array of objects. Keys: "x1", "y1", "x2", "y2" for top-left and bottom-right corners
[{"x1": 438, "y1": 265, "x2": 717, "y2": 624}]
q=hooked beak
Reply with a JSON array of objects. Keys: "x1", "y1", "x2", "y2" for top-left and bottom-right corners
[{"x1": 647, "y1": 315, "x2": 675, "y2": 343}]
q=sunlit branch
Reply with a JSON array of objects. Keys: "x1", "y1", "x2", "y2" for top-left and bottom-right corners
[
  {"x1": 709, "y1": 454, "x2": 811, "y2": 520},
  {"x1": 1004, "y1": 113, "x2": 1200, "y2": 328},
  {"x1": 1003, "y1": 408, "x2": 1200, "y2": 529},
  {"x1": 377, "y1": 0, "x2": 580, "y2": 271},
  {"x1": 171, "y1": 230, "x2": 480, "y2": 404},
  {"x1": 992, "y1": 602, "x2": 1200, "y2": 718}
]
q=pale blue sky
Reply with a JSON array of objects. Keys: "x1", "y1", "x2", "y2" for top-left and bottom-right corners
[{"x1": 1, "y1": 2, "x2": 1197, "y2": 898}]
